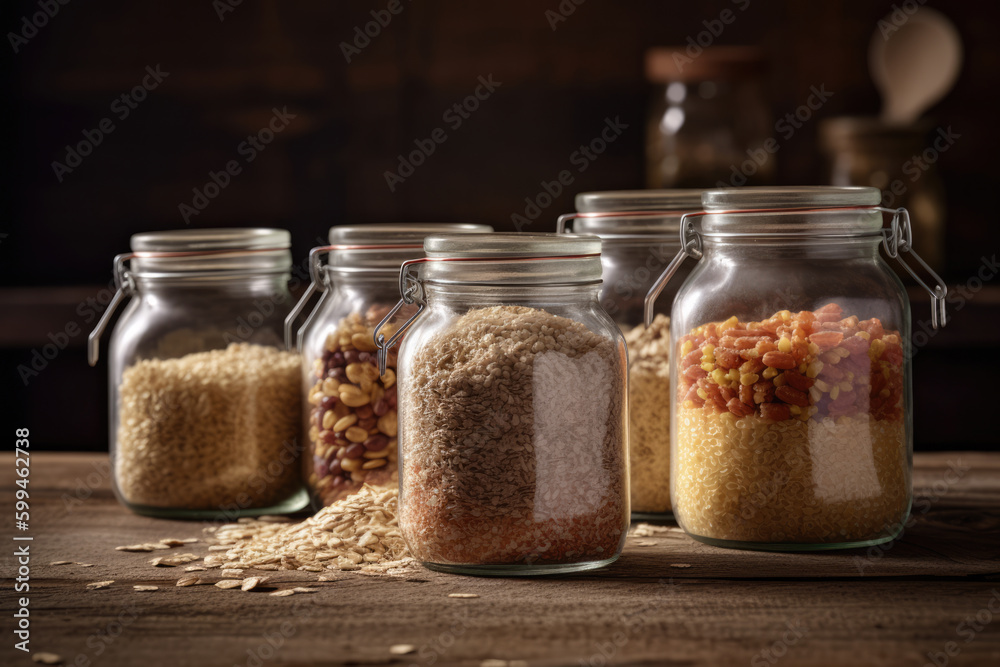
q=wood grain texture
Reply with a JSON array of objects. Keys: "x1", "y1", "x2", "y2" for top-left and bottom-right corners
[{"x1": 1, "y1": 452, "x2": 998, "y2": 667}]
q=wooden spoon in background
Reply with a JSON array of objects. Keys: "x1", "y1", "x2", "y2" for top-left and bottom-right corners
[{"x1": 869, "y1": 7, "x2": 963, "y2": 125}]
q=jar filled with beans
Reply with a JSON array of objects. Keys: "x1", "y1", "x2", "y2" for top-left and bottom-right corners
[{"x1": 288, "y1": 224, "x2": 491, "y2": 508}]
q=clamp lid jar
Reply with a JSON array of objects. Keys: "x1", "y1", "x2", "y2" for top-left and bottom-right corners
[
  {"x1": 558, "y1": 189, "x2": 703, "y2": 521},
  {"x1": 376, "y1": 233, "x2": 629, "y2": 575},
  {"x1": 287, "y1": 223, "x2": 492, "y2": 508},
  {"x1": 89, "y1": 228, "x2": 306, "y2": 519},
  {"x1": 648, "y1": 186, "x2": 947, "y2": 551}
]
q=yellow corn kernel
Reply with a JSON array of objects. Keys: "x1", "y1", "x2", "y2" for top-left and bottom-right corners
[
  {"x1": 727, "y1": 368, "x2": 740, "y2": 382},
  {"x1": 683, "y1": 400, "x2": 696, "y2": 409},
  {"x1": 835, "y1": 347, "x2": 850, "y2": 358},
  {"x1": 778, "y1": 337, "x2": 792, "y2": 353},
  {"x1": 830, "y1": 385, "x2": 840, "y2": 401},
  {"x1": 856, "y1": 331, "x2": 871, "y2": 341},
  {"x1": 711, "y1": 369, "x2": 728, "y2": 385},
  {"x1": 703, "y1": 343, "x2": 715, "y2": 355},
  {"x1": 789, "y1": 405, "x2": 803, "y2": 415},
  {"x1": 697, "y1": 388, "x2": 709, "y2": 400},
  {"x1": 773, "y1": 373, "x2": 787, "y2": 387},
  {"x1": 807, "y1": 342, "x2": 820, "y2": 355},
  {"x1": 883, "y1": 334, "x2": 900, "y2": 345},
  {"x1": 762, "y1": 367, "x2": 778, "y2": 379},
  {"x1": 779, "y1": 310, "x2": 792, "y2": 321},
  {"x1": 742, "y1": 349, "x2": 760, "y2": 359},
  {"x1": 701, "y1": 362, "x2": 715, "y2": 373},
  {"x1": 799, "y1": 412, "x2": 811, "y2": 421},
  {"x1": 681, "y1": 340, "x2": 694, "y2": 355},
  {"x1": 838, "y1": 381, "x2": 852, "y2": 392},
  {"x1": 798, "y1": 363, "x2": 807, "y2": 374},
  {"x1": 740, "y1": 373, "x2": 760, "y2": 386},
  {"x1": 813, "y1": 379, "x2": 830, "y2": 392},
  {"x1": 806, "y1": 360, "x2": 824, "y2": 378},
  {"x1": 719, "y1": 316, "x2": 739, "y2": 333},
  {"x1": 869, "y1": 339, "x2": 886, "y2": 361}
]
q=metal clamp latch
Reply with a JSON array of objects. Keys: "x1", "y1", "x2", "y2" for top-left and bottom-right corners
[
  {"x1": 373, "y1": 259, "x2": 426, "y2": 376},
  {"x1": 643, "y1": 213, "x2": 703, "y2": 327},
  {"x1": 87, "y1": 253, "x2": 136, "y2": 366},
  {"x1": 880, "y1": 207, "x2": 948, "y2": 329}
]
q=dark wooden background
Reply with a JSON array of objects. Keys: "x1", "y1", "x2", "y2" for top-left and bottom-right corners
[{"x1": 2, "y1": 0, "x2": 998, "y2": 451}]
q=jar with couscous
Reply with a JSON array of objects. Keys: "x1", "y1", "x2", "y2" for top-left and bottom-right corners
[{"x1": 646, "y1": 186, "x2": 947, "y2": 550}]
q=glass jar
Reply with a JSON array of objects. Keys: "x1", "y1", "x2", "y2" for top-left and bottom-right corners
[
  {"x1": 646, "y1": 186, "x2": 947, "y2": 551},
  {"x1": 287, "y1": 223, "x2": 491, "y2": 509},
  {"x1": 558, "y1": 189, "x2": 703, "y2": 520},
  {"x1": 88, "y1": 228, "x2": 307, "y2": 519},
  {"x1": 375, "y1": 233, "x2": 629, "y2": 575},
  {"x1": 645, "y1": 46, "x2": 772, "y2": 189},
  {"x1": 820, "y1": 117, "x2": 946, "y2": 272}
]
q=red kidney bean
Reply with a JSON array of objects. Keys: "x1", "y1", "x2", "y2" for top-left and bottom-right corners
[
  {"x1": 345, "y1": 443, "x2": 364, "y2": 459},
  {"x1": 372, "y1": 398, "x2": 389, "y2": 416},
  {"x1": 363, "y1": 434, "x2": 388, "y2": 451},
  {"x1": 320, "y1": 395, "x2": 338, "y2": 410},
  {"x1": 358, "y1": 417, "x2": 377, "y2": 431},
  {"x1": 320, "y1": 430, "x2": 337, "y2": 445},
  {"x1": 356, "y1": 404, "x2": 374, "y2": 419}
]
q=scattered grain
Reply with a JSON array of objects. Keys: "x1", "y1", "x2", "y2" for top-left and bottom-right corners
[
  {"x1": 214, "y1": 580, "x2": 242, "y2": 589},
  {"x1": 49, "y1": 561, "x2": 74, "y2": 566},
  {"x1": 133, "y1": 585, "x2": 158, "y2": 592},
  {"x1": 389, "y1": 644, "x2": 416, "y2": 656},
  {"x1": 269, "y1": 589, "x2": 295, "y2": 597},
  {"x1": 176, "y1": 576, "x2": 201, "y2": 587},
  {"x1": 447, "y1": 593, "x2": 479, "y2": 599},
  {"x1": 86, "y1": 581, "x2": 114, "y2": 590},
  {"x1": 32, "y1": 653, "x2": 63, "y2": 665}
]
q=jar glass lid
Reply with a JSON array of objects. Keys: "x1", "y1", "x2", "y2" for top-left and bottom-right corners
[
  {"x1": 699, "y1": 186, "x2": 884, "y2": 235},
  {"x1": 129, "y1": 228, "x2": 292, "y2": 276},
  {"x1": 420, "y1": 232, "x2": 603, "y2": 285},
  {"x1": 326, "y1": 223, "x2": 492, "y2": 272},
  {"x1": 565, "y1": 189, "x2": 704, "y2": 239}
]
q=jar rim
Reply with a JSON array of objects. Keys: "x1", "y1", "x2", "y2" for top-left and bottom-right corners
[
  {"x1": 568, "y1": 189, "x2": 704, "y2": 238},
  {"x1": 325, "y1": 223, "x2": 493, "y2": 272},
  {"x1": 128, "y1": 228, "x2": 292, "y2": 277},
  {"x1": 418, "y1": 233, "x2": 603, "y2": 285}
]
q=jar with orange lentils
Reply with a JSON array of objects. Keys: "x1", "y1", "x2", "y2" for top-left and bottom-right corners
[{"x1": 646, "y1": 186, "x2": 948, "y2": 551}]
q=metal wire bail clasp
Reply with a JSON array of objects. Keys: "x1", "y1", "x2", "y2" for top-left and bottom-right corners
[
  {"x1": 87, "y1": 253, "x2": 136, "y2": 367},
  {"x1": 881, "y1": 207, "x2": 948, "y2": 329},
  {"x1": 284, "y1": 245, "x2": 335, "y2": 351},
  {"x1": 373, "y1": 259, "x2": 426, "y2": 376},
  {"x1": 643, "y1": 212, "x2": 704, "y2": 327}
]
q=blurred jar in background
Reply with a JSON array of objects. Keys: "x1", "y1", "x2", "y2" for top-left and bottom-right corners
[
  {"x1": 645, "y1": 46, "x2": 773, "y2": 188},
  {"x1": 820, "y1": 117, "x2": 945, "y2": 272}
]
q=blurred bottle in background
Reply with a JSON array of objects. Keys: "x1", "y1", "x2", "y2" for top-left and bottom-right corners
[
  {"x1": 645, "y1": 46, "x2": 773, "y2": 188},
  {"x1": 820, "y1": 117, "x2": 946, "y2": 272}
]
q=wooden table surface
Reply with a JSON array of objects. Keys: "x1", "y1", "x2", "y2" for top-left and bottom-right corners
[{"x1": 2, "y1": 452, "x2": 998, "y2": 667}]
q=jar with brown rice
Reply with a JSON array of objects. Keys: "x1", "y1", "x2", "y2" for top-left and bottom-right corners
[
  {"x1": 376, "y1": 233, "x2": 629, "y2": 575},
  {"x1": 90, "y1": 228, "x2": 307, "y2": 519}
]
